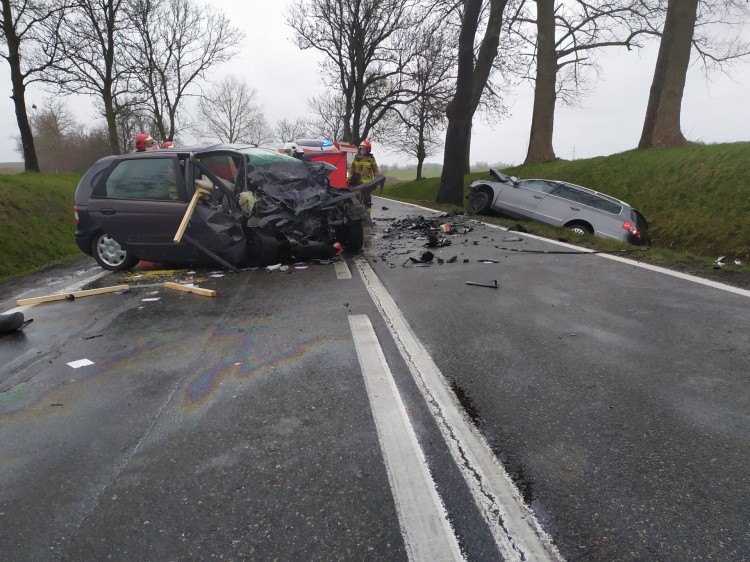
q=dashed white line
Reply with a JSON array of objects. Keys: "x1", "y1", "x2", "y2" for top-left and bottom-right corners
[
  {"x1": 335, "y1": 260, "x2": 352, "y2": 280},
  {"x1": 355, "y1": 258, "x2": 562, "y2": 562},
  {"x1": 348, "y1": 314, "x2": 465, "y2": 562}
]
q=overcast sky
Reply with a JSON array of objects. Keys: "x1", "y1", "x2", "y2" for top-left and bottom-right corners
[{"x1": 1, "y1": 1, "x2": 748, "y2": 166}]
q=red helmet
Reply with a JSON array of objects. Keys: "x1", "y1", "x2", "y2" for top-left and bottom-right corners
[
  {"x1": 134, "y1": 133, "x2": 154, "y2": 151},
  {"x1": 161, "y1": 141, "x2": 174, "y2": 149},
  {"x1": 358, "y1": 139, "x2": 372, "y2": 153}
]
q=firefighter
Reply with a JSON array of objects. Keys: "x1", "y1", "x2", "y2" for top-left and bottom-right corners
[
  {"x1": 347, "y1": 139, "x2": 379, "y2": 213},
  {"x1": 134, "y1": 133, "x2": 156, "y2": 152},
  {"x1": 161, "y1": 141, "x2": 174, "y2": 149}
]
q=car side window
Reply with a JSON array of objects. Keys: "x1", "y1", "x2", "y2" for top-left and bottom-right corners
[
  {"x1": 552, "y1": 185, "x2": 592, "y2": 205},
  {"x1": 102, "y1": 158, "x2": 181, "y2": 200},
  {"x1": 518, "y1": 180, "x2": 557, "y2": 194},
  {"x1": 588, "y1": 195, "x2": 621, "y2": 214}
]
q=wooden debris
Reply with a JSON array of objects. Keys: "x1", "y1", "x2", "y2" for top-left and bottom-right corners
[
  {"x1": 16, "y1": 284, "x2": 130, "y2": 306},
  {"x1": 163, "y1": 281, "x2": 216, "y2": 298},
  {"x1": 174, "y1": 182, "x2": 212, "y2": 243}
]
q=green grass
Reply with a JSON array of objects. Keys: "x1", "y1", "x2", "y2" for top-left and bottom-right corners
[
  {"x1": 0, "y1": 173, "x2": 81, "y2": 281},
  {"x1": 383, "y1": 142, "x2": 750, "y2": 260}
]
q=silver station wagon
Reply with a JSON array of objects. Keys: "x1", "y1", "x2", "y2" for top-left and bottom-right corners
[{"x1": 467, "y1": 169, "x2": 650, "y2": 245}]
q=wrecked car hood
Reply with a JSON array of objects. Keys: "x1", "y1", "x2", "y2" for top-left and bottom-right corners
[{"x1": 242, "y1": 150, "x2": 339, "y2": 213}]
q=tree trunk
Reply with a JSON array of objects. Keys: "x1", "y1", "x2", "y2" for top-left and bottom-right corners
[
  {"x1": 524, "y1": 0, "x2": 557, "y2": 164},
  {"x1": 102, "y1": 88, "x2": 121, "y2": 154},
  {"x1": 638, "y1": 0, "x2": 699, "y2": 149},
  {"x1": 1, "y1": 0, "x2": 39, "y2": 172},
  {"x1": 438, "y1": 0, "x2": 507, "y2": 205}
]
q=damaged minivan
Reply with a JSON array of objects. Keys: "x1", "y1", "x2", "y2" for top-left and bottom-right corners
[{"x1": 74, "y1": 145, "x2": 368, "y2": 271}]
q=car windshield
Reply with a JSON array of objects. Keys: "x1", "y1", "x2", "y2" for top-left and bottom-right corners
[{"x1": 237, "y1": 147, "x2": 336, "y2": 213}]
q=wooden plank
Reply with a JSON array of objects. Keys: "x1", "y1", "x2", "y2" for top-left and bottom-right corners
[
  {"x1": 16, "y1": 284, "x2": 130, "y2": 306},
  {"x1": 173, "y1": 184, "x2": 212, "y2": 243},
  {"x1": 163, "y1": 281, "x2": 216, "y2": 298}
]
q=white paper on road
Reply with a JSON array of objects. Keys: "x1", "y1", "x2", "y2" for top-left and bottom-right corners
[{"x1": 67, "y1": 359, "x2": 94, "y2": 369}]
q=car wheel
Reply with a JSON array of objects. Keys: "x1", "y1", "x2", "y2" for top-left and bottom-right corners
[
  {"x1": 246, "y1": 227, "x2": 279, "y2": 267},
  {"x1": 337, "y1": 220, "x2": 364, "y2": 252},
  {"x1": 467, "y1": 189, "x2": 492, "y2": 215},
  {"x1": 568, "y1": 222, "x2": 593, "y2": 236},
  {"x1": 91, "y1": 232, "x2": 140, "y2": 271}
]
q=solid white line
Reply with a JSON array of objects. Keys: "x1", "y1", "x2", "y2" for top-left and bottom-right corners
[
  {"x1": 335, "y1": 260, "x2": 352, "y2": 280},
  {"x1": 348, "y1": 315, "x2": 464, "y2": 562},
  {"x1": 375, "y1": 197, "x2": 750, "y2": 298},
  {"x1": 355, "y1": 259, "x2": 562, "y2": 562}
]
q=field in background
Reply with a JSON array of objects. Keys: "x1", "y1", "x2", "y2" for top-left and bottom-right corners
[{"x1": 0, "y1": 163, "x2": 25, "y2": 175}]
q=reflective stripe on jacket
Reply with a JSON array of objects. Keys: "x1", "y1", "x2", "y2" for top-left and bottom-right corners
[{"x1": 348, "y1": 154, "x2": 379, "y2": 183}]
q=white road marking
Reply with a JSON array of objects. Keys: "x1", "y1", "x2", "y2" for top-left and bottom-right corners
[
  {"x1": 374, "y1": 197, "x2": 750, "y2": 299},
  {"x1": 335, "y1": 260, "x2": 352, "y2": 279},
  {"x1": 348, "y1": 315, "x2": 465, "y2": 562},
  {"x1": 356, "y1": 259, "x2": 562, "y2": 562}
]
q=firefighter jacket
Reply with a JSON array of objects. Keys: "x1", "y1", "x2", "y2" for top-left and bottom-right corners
[{"x1": 348, "y1": 153, "x2": 379, "y2": 184}]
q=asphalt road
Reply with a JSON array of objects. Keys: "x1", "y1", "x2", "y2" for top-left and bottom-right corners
[{"x1": 1, "y1": 198, "x2": 749, "y2": 561}]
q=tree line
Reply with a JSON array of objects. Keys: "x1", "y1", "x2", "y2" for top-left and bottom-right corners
[{"x1": 2, "y1": 0, "x2": 748, "y2": 204}]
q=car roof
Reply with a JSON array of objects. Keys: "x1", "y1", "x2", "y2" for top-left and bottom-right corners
[{"x1": 523, "y1": 178, "x2": 629, "y2": 206}]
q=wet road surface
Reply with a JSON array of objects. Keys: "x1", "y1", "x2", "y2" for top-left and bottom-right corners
[{"x1": 1, "y1": 198, "x2": 749, "y2": 561}]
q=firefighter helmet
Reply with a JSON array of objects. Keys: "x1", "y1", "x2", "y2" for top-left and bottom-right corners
[
  {"x1": 134, "y1": 133, "x2": 154, "y2": 152},
  {"x1": 358, "y1": 139, "x2": 372, "y2": 154}
]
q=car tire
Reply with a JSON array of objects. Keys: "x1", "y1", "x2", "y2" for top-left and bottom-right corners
[
  {"x1": 91, "y1": 232, "x2": 140, "y2": 271},
  {"x1": 337, "y1": 220, "x2": 364, "y2": 252},
  {"x1": 246, "y1": 227, "x2": 279, "y2": 267},
  {"x1": 568, "y1": 222, "x2": 593, "y2": 236},
  {"x1": 467, "y1": 190, "x2": 492, "y2": 215}
]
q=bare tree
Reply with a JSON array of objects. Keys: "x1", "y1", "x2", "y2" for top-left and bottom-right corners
[
  {"x1": 306, "y1": 93, "x2": 347, "y2": 141},
  {"x1": 127, "y1": 0, "x2": 241, "y2": 142},
  {"x1": 275, "y1": 117, "x2": 312, "y2": 143},
  {"x1": 23, "y1": 98, "x2": 74, "y2": 172},
  {"x1": 1, "y1": 0, "x2": 66, "y2": 171},
  {"x1": 381, "y1": 26, "x2": 453, "y2": 180},
  {"x1": 51, "y1": 0, "x2": 135, "y2": 155},
  {"x1": 20, "y1": 98, "x2": 110, "y2": 172},
  {"x1": 438, "y1": 0, "x2": 510, "y2": 206},
  {"x1": 639, "y1": 0, "x2": 750, "y2": 148},
  {"x1": 194, "y1": 74, "x2": 268, "y2": 144},
  {"x1": 516, "y1": 0, "x2": 657, "y2": 164},
  {"x1": 287, "y1": 0, "x2": 425, "y2": 144}
]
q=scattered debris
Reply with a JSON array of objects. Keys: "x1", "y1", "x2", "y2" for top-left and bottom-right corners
[
  {"x1": 141, "y1": 297, "x2": 161, "y2": 302},
  {"x1": 714, "y1": 255, "x2": 743, "y2": 268},
  {"x1": 164, "y1": 281, "x2": 217, "y2": 298},
  {"x1": 466, "y1": 280, "x2": 499, "y2": 289},
  {"x1": 479, "y1": 259, "x2": 499, "y2": 264},
  {"x1": 447, "y1": 256, "x2": 458, "y2": 263},
  {"x1": 16, "y1": 284, "x2": 130, "y2": 307},
  {"x1": 503, "y1": 236, "x2": 524, "y2": 242}
]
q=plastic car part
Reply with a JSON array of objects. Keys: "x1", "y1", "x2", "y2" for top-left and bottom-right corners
[
  {"x1": 0, "y1": 312, "x2": 27, "y2": 332},
  {"x1": 467, "y1": 189, "x2": 492, "y2": 215},
  {"x1": 91, "y1": 231, "x2": 140, "y2": 271}
]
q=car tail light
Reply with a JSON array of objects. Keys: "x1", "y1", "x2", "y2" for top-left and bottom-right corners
[
  {"x1": 74, "y1": 205, "x2": 79, "y2": 225},
  {"x1": 622, "y1": 221, "x2": 640, "y2": 238}
]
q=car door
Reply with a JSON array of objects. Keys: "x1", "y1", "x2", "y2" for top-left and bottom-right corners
[
  {"x1": 86, "y1": 155, "x2": 200, "y2": 263},
  {"x1": 494, "y1": 179, "x2": 558, "y2": 220},
  {"x1": 533, "y1": 183, "x2": 593, "y2": 226}
]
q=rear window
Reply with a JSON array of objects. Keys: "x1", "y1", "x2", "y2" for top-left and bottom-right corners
[
  {"x1": 99, "y1": 158, "x2": 182, "y2": 200},
  {"x1": 588, "y1": 195, "x2": 621, "y2": 214}
]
